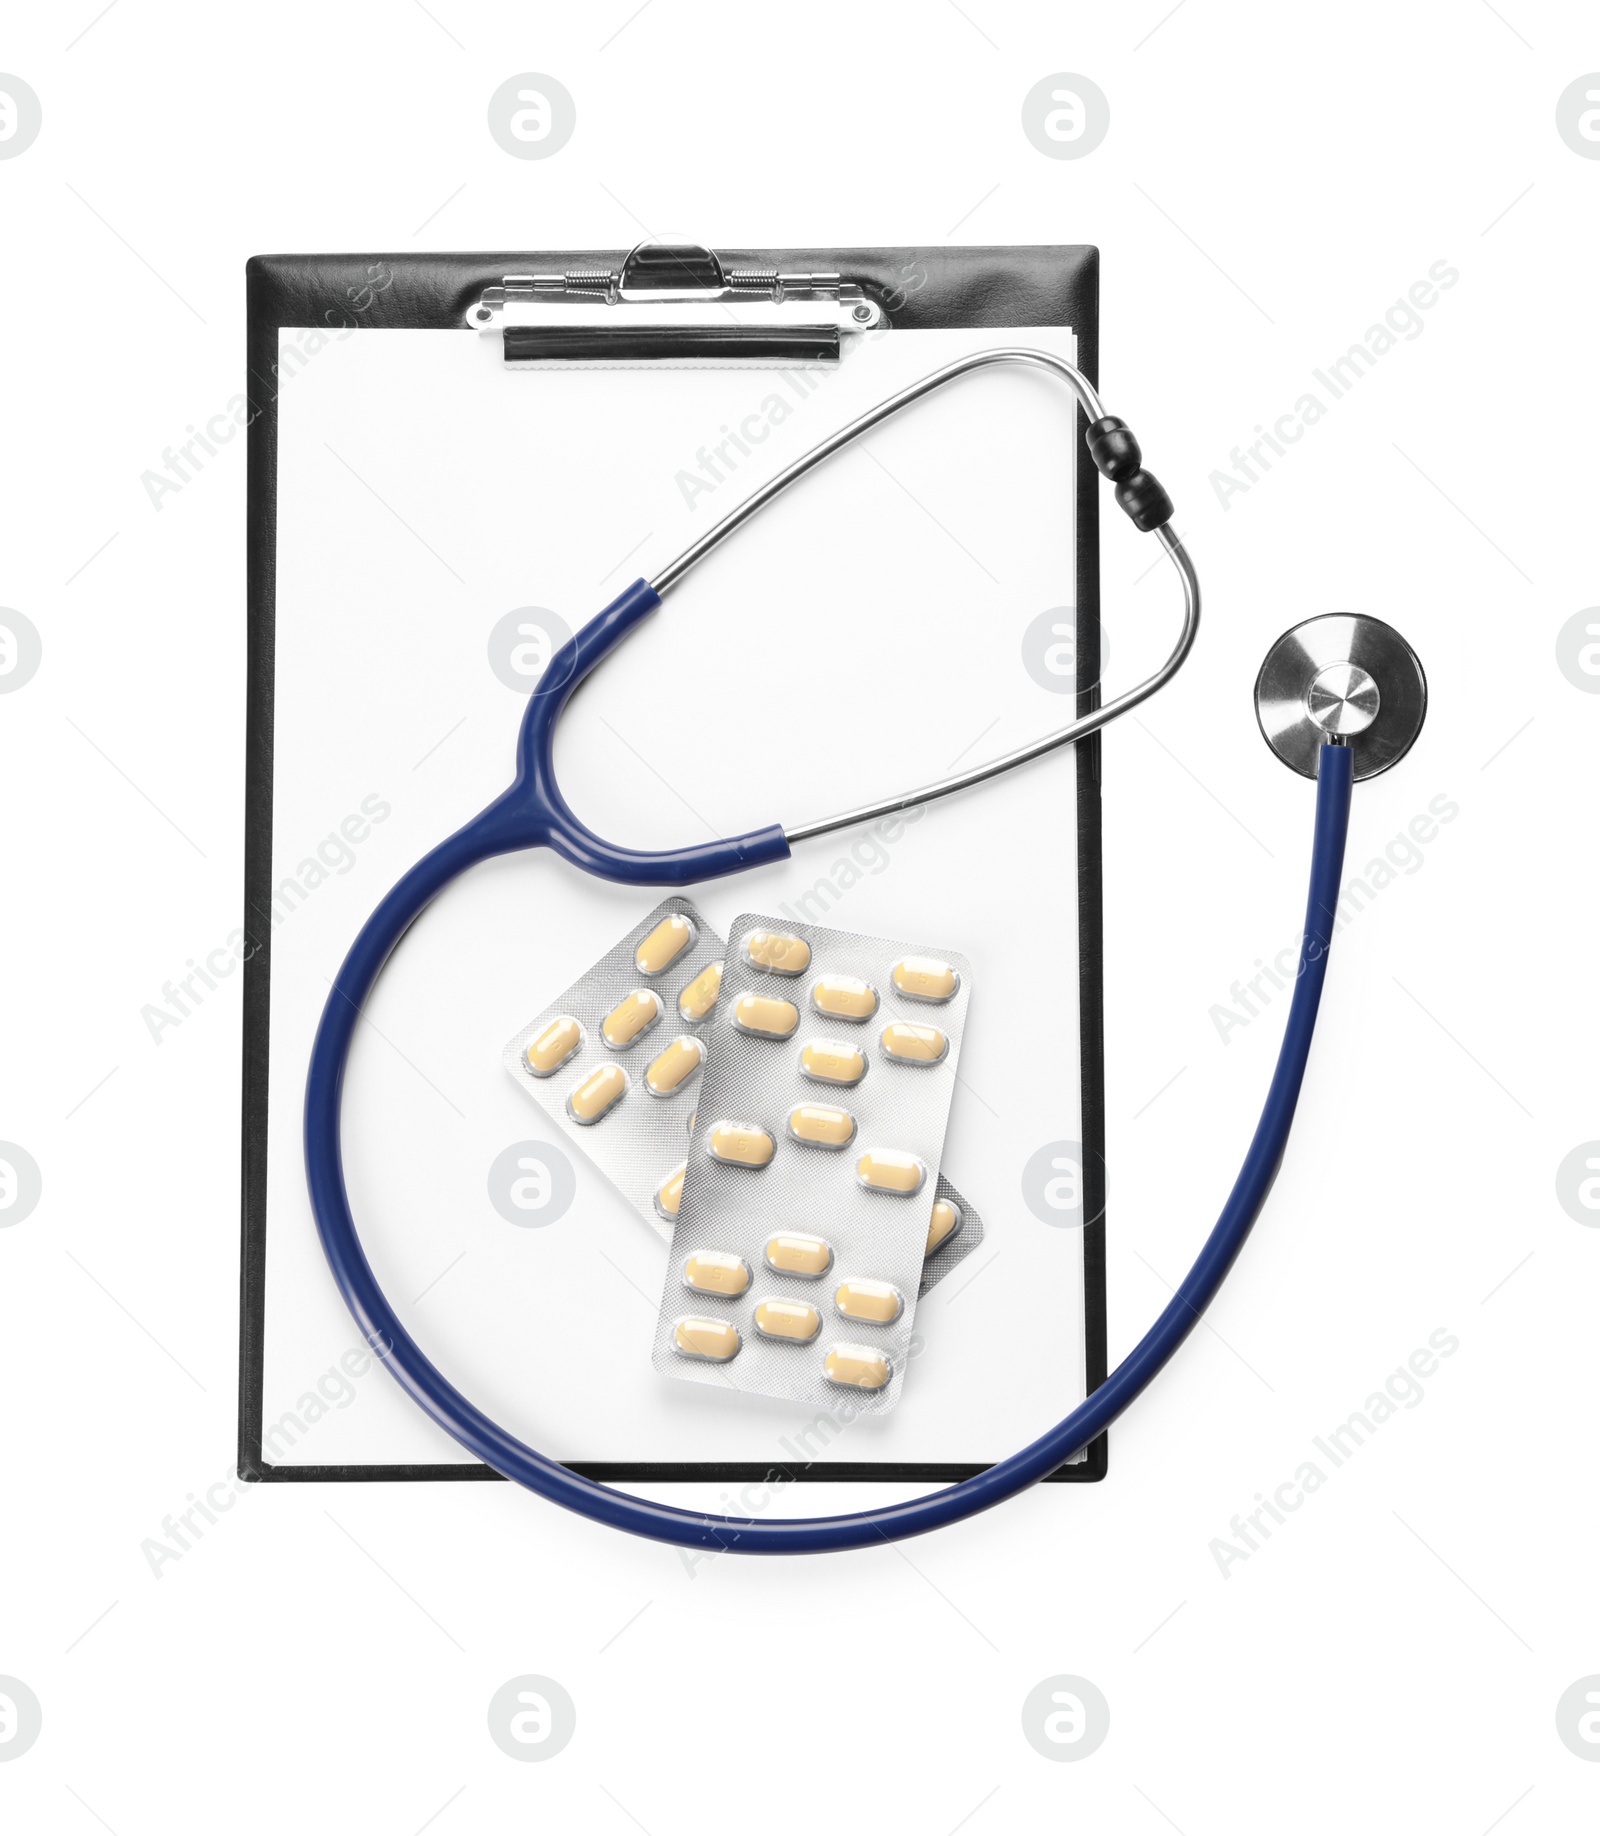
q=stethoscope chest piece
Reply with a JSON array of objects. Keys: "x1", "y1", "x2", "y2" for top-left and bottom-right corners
[{"x1": 1255, "y1": 612, "x2": 1427, "y2": 781}]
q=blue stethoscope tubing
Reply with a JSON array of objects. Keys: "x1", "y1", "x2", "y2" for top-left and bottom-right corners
[
  {"x1": 303, "y1": 721, "x2": 1352, "y2": 1552},
  {"x1": 302, "y1": 345, "x2": 1357, "y2": 1553}
]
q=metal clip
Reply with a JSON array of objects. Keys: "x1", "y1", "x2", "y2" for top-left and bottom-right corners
[{"x1": 465, "y1": 240, "x2": 887, "y2": 364}]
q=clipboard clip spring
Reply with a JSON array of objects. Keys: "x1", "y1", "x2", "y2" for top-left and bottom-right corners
[{"x1": 467, "y1": 240, "x2": 887, "y2": 365}]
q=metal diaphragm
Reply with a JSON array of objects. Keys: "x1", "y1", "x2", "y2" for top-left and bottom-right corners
[{"x1": 1255, "y1": 614, "x2": 1427, "y2": 781}]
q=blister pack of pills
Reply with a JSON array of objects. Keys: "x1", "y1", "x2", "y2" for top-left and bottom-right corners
[
  {"x1": 653, "y1": 914, "x2": 973, "y2": 1413},
  {"x1": 501, "y1": 897, "x2": 726, "y2": 1222},
  {"x1": 504, "y1": 902, "x2": 984, "y2": 1294}
]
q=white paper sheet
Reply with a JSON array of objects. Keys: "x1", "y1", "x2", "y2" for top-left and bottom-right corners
[{"x1": 262, "y1": 320, "x2": 1087, "y2": 1469}]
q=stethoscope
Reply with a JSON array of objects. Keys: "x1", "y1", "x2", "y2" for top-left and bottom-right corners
[{"x1": 304, "y1": 347, "x2": 1428, "y2": 1554}]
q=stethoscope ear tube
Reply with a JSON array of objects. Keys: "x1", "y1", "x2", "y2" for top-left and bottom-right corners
[{"x1": 302, "y1": 745, "x2": 1354, "y2": 1553}]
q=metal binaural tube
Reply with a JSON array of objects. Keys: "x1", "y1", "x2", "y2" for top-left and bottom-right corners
[{"x1": 646, "y1": 345, "x2": 1190, "y2": 842}]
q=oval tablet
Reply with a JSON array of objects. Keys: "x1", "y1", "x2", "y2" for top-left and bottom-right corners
[
  {"x1": 645, "y1": 1035, "x2": 704, "y2": 1098},
  {"x1": 741, "y1": 928, "x2": 811, "y2": 976},
  {"x1": 601, "y1": 988, "x2": 662, "y2": 1049},
  {"x1": 654, "y1": 1163, "x2": 686, "y2": 1223},
  {"x1": 926, "y1": 1198, "x2": 962, "y2": 1256},
  {"x1": 677, "y1": 961, "x2": 723, "y2": 1023},
  {"x1": 799, "y1": 1039, "x2": 867, "y2": 1087},
  {"x1": 880, "y1": 1022, "x2": 948, "y2": 1067},
  {"x1": 567, "y1": 1062, "x2": 628, "y2": 1126},
  {"x1": 824, "y1": 1344, "x2": 891, "y2": 1391},
  {"x1": 524, "y1": 1015, "x2": 583, "y2": 1078},
  {"x1": 787, "y1": 1104, "x2": 857, "y2": 1150},
  {"x1": 891, "y1": 956, "x2": 960, "y2": 1004},
  {"x1": 636, "y1": 912, "x2": 696, "y2": 976},
  {"x1": 674, "y1": 1316, "x2": 741, "y2": 1363},
  {"x1": 834, "y1": 1278, "x2": 904, "y2": 1325},
  {"x1": 683, "y1": 1251, "x2": 752, "y2": 1297},
  {"x1": 810, "y1": 974, "x2": 878, "y2": 1022},
  {"x1": 856, "y1": 1148, "x2": 927, "y2": 1196},
  {"x1": 706, "y1": 1120, "x2": 775, "y2": 1168},
  {"x1": 730, "y1": 992, "x2": 799, "y2": 1040},
  {"x1": 764, "y1": 1233, "x2": 833, "y2": 1278},
  {"x1": 755, "y1": 1299, "x2": 821, "y2": 1343}
]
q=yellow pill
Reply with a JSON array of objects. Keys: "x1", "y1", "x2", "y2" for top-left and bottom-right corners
[
  {"x1": 891, "y1": 956, "x2": 960, "y2": 1004},
  {"x1": 674, "y1": 1316, "x2": 741, "y2": 1363},
  {"x1": 824, "y1": 1344, "x2": 891, "y2": 1391},
  {"x1": 880, "y1": 1022, "x2": 948, "y2": 1067},
  {"x1": 646, "y1": 1035, "x2": 705, "y2": 1098},
  {"x1": 683, "y1": 1251, "x2": 751, "y2": 1297},
  {"x1": 810, "y1": 974, "x2": 878, "y2": 1022},
  {"x1": 707, "y1": 1121, "x2": 776, "y2": 1168},
  {"x1": 787, "y1": 1104, "x2": 857, "y2": 1150},
  {"x1": 926, "y1": 1198, "x2": 962, "y2": 1256},
  {"x1": 654, "y1": 1163, "x2": 686, "y2": 1222},
  {"x1": 764, "y1": 1233, "x2": 833, "y2": 1278},
  {"x1": 755, "y1": 1299, "x2": 821, "y2": 1343},
  {"x1": 741, "y1": 928, "x2": 811, "y2": 976},
  {"x1": 524, "y1": 1015, "x2": 583, "y2": 1078},
  {"x1": 567, "y1": 1062, "x2": 628, "y2": 1126},
  {"x1": 636, "y1": 912, "x2": 696, "y2": 976},
  {"x1": 602, "y1": 988, "x2": 663, "y2": 1049},
  {"x1": 799, "y1": 1040, "x2": 867, "y2": 1087},
  {"x1": 835, "y1": 1278, "x2": 904, "y2": 1325},
  {"x1": 856, "y1": 1148, "x2": 927, "y2": 1196},
  {"x1": 731, "y1": 992, "x2": 799, "y2": 1040},
  {"x1": 677, "y1": 961, "x2": 723, "y2": 1023}
]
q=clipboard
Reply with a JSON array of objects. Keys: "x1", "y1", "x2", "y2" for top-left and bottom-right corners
[{"x1": 239, "y1": 242, "x2": 1109, "y2": 1487}]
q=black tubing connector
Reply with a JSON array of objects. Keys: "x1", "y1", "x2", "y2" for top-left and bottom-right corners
[
  {"x1": 1086, "y1": 415, "x2": 1174, "y2": 531},
  {"x1": 1085, "y1": 414, "x2": 1142, "y2": 481},
  {"x1": 1114, "y1": 470, "x2": 1175, "y2": 533}
]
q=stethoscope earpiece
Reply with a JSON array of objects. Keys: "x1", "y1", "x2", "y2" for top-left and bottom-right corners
[{"x1": 1255, "y1": 613, "x2": 1427, "y2": 781}]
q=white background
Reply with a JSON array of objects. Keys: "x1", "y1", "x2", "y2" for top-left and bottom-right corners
[{"x1": 2, "y1": 2, "x2": 1597, "y2": 1828}]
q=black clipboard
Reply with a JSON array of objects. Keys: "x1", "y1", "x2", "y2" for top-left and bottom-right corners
[{"x1": 239, "y1": 243, "x2": 1108, "y2": 1486}]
